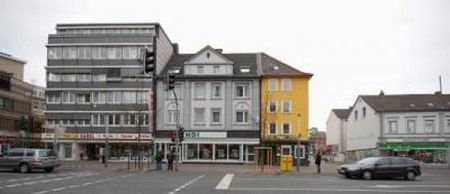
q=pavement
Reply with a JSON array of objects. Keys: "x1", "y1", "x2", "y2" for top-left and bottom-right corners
[{"x1": 1, "y1": 161, "x2": 449, "y2": 194}]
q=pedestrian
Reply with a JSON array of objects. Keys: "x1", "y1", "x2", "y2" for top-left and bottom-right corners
[
  {"x1": 155, "y1": 150, "x2": 163, "y2": 171},
  {"x1": 167, "y1": 148, "x2": 175, "y2": 171},
  {"x1": 315, "y1": 152, "x2": 322, "y2": 173}
]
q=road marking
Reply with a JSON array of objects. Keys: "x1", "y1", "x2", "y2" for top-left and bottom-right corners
[
  {"x1": 23, "y1": 181, "x2": 37, "y2": 185},
  {"x1": 83, "y1": 182, "x2": 93, "y2": 186},
  {"x1": 68, "y1": 184, "x2": 80, "y2": 188},
  {"x1": 229, "y1": 188, "x2": 450, "y2": 193},
  {"x1": 215, "y1": 173, "x2": 234, "y2": 190},
  {"x1": 51, "y1": 187, "x2": 66, "y2": 191},
  {"x1": 5, "y1": 183, "x2": 21, "y2": 187},
  {"x1": 22, "y1": 177, "x2": 32, "y2": 181},
  {"x1": 32, "y1": 191, "x2": 48, "y2": 194},
  {"x1": 167, "y1": 174, "x2": 205, "y2": 194},
  {"x1": 39, "y1": 179, "x2": 51, "y2": 183},
  {"x1": 7, "y1": 179, "x2": 19, "y2": 182},
  {"x1": 376, "y1": 185, "x2": 450, "y2": 188}
]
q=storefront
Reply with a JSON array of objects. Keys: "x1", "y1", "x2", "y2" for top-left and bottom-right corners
[
  {"x1": 380, "y1": 144, "x2": 450, "y2": 164},
  {"x1": 154, "y1": 132, "x2": 259, "y2": 163},
  {"x1": 41, "y1": 132, "x2": 152, "y2": 161}
]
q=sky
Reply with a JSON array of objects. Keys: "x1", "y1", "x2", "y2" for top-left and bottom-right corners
[{"x1": 1, "y1": 0, "x2": 449, "y2": 130}]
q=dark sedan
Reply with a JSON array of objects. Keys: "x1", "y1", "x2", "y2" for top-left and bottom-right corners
[{"x1": 337, "y1": 156, "x2": 421, "y2": 180}]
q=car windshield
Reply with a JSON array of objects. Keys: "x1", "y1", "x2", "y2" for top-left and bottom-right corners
[
  {"x1": 357, "y1": 157, "x2": 379, "y2": 165},
  {"x1": 39, "y1": 150, "x2": 57, "y2": 157}
]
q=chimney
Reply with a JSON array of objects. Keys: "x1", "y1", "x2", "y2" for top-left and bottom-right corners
[
  {"x1": 215, "y1": 49, "x2": 223, "y2": 53},
  {"x1": 172, "y1": 43, "x2": 179, "y2": 54},
  {"x1": 379, "y1": 90, "x2": 385, "y2": 96}
]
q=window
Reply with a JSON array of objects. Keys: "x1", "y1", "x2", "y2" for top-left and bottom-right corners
[
  {"x1": 354, "y1": 110, "x2": 358, "y2": 120},
  {"x1": 61, "y1": 92, "x2": 75, "y2": 104},
  {"x1": 92, "y1": 47, "x2": 107, "y2": 59},
  {"x1": 406, "y1": 119, "x2": 416, "y2": 133},
  {"x1": 240, "y1": 66, "x2": 250, "y2": 73},
  {"x1": 168, "y1": 110, "x2": 179, "y2": 124},
  {"x1": 197, "y1": 66, "x2": 204, "y2": 74},
  {"x1": 77, "y1": 47, "x2": 91, "y2": 59},
  {"x1": 194, "y1": 83, "x2": 205, "y2": 99},
  {"x1": 294, "y1": 145, "x2": 305, "y2": 159},
  {"x1": 107, "y1": 47, "x2": 122, "y2": 59},
  {"x1": 235, "y1": 84, "x2": 249, "y2": 98},
  {"x1": 48, "y1": 47, "x2": 62, "y2": 59},
  {"x1": 211, "y1": 108, "x2": 221, "y2": 124},
  {"x1": 76, "y1": 93, "x2": 91, "y2": 104},
  {"x1": 213, "y1": 66, "x2": 220, "y2": 73},
  {"x1": 283, "y1": 101, "x2": 291, "y2": 113},
  {"x1": 388, "y1": 120, "x2": 398, "y2": 134},
  {"x1": 123, "y1": 47, "x2": 139, "y2": 59},
  {"x1": 269, "y1": 101, "x2": 277, "y2": 113},
  {"x1": 281, "y1": 79, "x2": 292, "y2": 91},
  {"x1": 122, "y1": 92, "x2": 137, "y2": 104},
  {"x1": 362, "y1": 107, "x2": 366, "y2": 118},
  {"x1": 211, "y1": 83, "x2": 222, "y2": 98},
  {"x1": 424, "y1": 119, "x2": 434, "y2": 133},
  {"x1": 63, "y1": 47, "x2": 77, "y2": 59},
  {"x1": 92, "y1": 74, "x2": 106, "y2": 82},
  {"x1": 48, "y1": 73, "x2": 61, "y2": 82},
  {"x1": 283, "y1": 123, "x2": 290, "y2": 134},
  {"x1": 194, "y1": 108, "x2": 205, "y2": 124},
  {"x1": 235, "y1": 111, "x2": 248, "y2": 123},
  {"x1": 281, "y1": 145, "x2": 291, "y2": 156},
  {"x1": 269, "y1": 123, "x2": 276, "y2": 134},
  {"x1": 77, "y1": 74, "x2": 91, "y2": 82},
  {"x1": 61, "y1": 74, "x2": 76, "y2": 82},
  {"x1": 269, "y1": 79, "x2": 278, "y2": 91},
  {"x1": 447, "y1": 119, "x2": 450, "y2": 132}
]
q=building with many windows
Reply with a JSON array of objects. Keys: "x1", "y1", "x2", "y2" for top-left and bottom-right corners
[
  {"x1": 155, "y1": 46, "x2": 261, "y2": 163},
  {"x1": 346, "y1": 91, "x2": 450, "y2": 164},
  {"x1": 260, "y1": 53, "x2": 312, "y2": 165},
  {"x1": 45, "y1": 23, "x2": 174, "y2": 160}
]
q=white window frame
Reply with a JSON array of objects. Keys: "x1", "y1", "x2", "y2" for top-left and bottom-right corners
[
  {"x1": 269, "y1": 79, "x2": 278, "y2": 91},
  {"x1": 281, "y1": 79, "x2": 292, "y2": 91},
  {"x1": 446, "y1": 118, "x2": 450, "y2": 132},
  {"x1": 294, "y1": 145, "x2": 306, "y2": 159},
  {"x1": 406, "y1": 119, "x2": 416, "y2": 133},
  {"x1": 269, "y1": 101, "x2": 277, "y2": 113},
  {"x1": 388, "y1": 120, "x2": 398, "y2": 134},
  {"x1": 281, "y1": 145, "x2": 291, "y2": 156},
  {"x1": 211, "y1": 108, "x2": 222, "y2": 124},
  {"x1": 194, "y1": 83, "x2": 206, "y2": 99},
  {"x1": 283, "y1": 101, "x2": 291, "y2": 113},
  {"x1": 211, "y1": 83, "x2": 222, "y2": 99},
  {"x1": 282, "y1": 122, "x2": 291, "y2": 135},
  {"x1": 194, "y1": 108, "x2": 205, "y2": 124},
  {"x1": 424, "y1": 119, "x2": 435, "y2": 133},
  {"x1": 235, "y1": 110, "x2": 249, "y2": 124},
  {"x1": 268, "y1": 123, "x2": 277, "y2": 135},
  {"x1": 235, "y1": 83, "x2": 249, "y2": 98}
]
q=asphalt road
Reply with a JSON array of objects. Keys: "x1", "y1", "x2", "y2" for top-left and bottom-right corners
[{"x1": 0, "y1": 168, "x2": 449, "y2": 194}]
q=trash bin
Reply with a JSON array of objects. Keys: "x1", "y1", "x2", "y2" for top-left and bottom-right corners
[{"x1": 280, "y1": 155, "x2": 293, "y2": 172}]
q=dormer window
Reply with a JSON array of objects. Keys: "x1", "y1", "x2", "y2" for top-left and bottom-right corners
[
  {"x1": 240, "y1": 66, "x2": 250, "y2": 73},
  {"x1": 273, "y1": 66, "x2": 279, "y2": 70}
]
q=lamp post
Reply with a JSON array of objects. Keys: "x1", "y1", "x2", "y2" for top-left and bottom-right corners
[{"x1": 297, "y1": 113, "x2": 301, "y2": 172}]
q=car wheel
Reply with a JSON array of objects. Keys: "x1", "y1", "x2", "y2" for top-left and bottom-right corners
[
  {"x1": 362, "y1": 170, "x2": 373, "y2": 180},
  {"x1": 405, "y1": 171, "x2": 416, "y2": 181},
  {"x1": 19, "y1": 163, "x2": 30, "y2": 173},
  {"x1": 44, "y1": 167, "x2": 54, "y2": 173}
]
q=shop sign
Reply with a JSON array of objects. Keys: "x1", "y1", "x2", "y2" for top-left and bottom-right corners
[
  {"x1": 184, "y1": 132, "x2": 226, "y2": 139},
  {"x1": 381, "y1": 144, "x2": 450, "y2": 150}
]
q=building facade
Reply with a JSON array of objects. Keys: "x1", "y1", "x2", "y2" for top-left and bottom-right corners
[
  {"x1": 260, "y1": 53, "x2": 312, "y2": 164},
  {"x1": 326, "y1": 108, "x2": 350, "y2": 162},
  {"x1": 45, "y1": 23, "x2": 173, "y2": 160},
  {"x1": 155, "y1": 46, "x2": 260, "y2": 163},
  {"x1": 0, "y1": 52, "x2": 33, "y2": 152},
  {"x1": 346, "y1": 92, "x2": 450, "y2": 164}
]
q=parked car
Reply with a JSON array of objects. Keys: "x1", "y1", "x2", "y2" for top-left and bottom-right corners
[
  {"x1": 0, "y1": 148, "x2": 60, "y2": 173},
  {"x1": 337, "y1": 156, "x2": 421, "y2": 180}
]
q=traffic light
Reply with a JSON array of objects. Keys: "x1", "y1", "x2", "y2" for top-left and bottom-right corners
[
  {"x1": 167, "y1": 73, "x2": 176, "y2": 90},
  {"x1": 170, "y1": 130, "x2": 176, "y2": 142},
  {"x1": 143, "y1": 48, "x2": 155, "y2": 75},
  {"x1": 178, "y1": 127, "x2": 184, "y2": 142}
]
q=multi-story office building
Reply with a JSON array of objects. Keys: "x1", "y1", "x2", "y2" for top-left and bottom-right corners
[
  {"x1": 45, "y1": 23, "x2": 173, "y2": 160},
  {"x1": 155, "y1": 46, "x2": 260, "y2": 163},
  {"x1": 0, "y1": 52, "x2": 33, "y2": 152},
  {"x1": 260, "y1": 53, "x2": 312, "y2": 165}
]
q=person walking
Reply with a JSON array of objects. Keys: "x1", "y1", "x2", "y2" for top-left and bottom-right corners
[
  {"x1": 167, "y1": 148, "x2": 175, "y2": 171},
  {"x1": 315, "y1": 152, "x2": 322, "y2": 173},
  {"x1": 155, "y1": 150, "x2": 163, "y2": 171}
]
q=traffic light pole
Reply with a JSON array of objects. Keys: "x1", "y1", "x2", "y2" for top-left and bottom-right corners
[{"x1": 172, "y1": 89, "x2": 180, "y2": 171}]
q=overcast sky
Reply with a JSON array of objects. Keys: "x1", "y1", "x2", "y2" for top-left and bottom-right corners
[{"x1": 1, "y1": 0, "x2": 449, "y2": 130}]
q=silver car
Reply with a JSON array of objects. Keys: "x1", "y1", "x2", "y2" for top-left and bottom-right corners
[{"x1": 0, "y1": 148, "x2": 60, "y2": 173}]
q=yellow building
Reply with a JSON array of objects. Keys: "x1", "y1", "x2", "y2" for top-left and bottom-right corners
[{"x1": 260, "y1": 53, "x2": 312, "y2": 164}]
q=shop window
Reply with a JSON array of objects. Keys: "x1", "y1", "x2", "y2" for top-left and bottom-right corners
[
  {"x1": 229, "y1": 145, "x2": 240, "y2": 160},
  {"x1": 215, "y1": 144, "x2": 227, "y2": 160},
  {"x1": 186, "y1": 144, "x2": 198, "y2": 160},
  {"x1": 294, "y1": 145, "x2": 305, "y2": 159},
  {"x1": 281, "y1": 145, "x2": 291, "y2": 156},
  {"x1": 199, "y1": 144, "x2": 212, "y2": 160}
]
